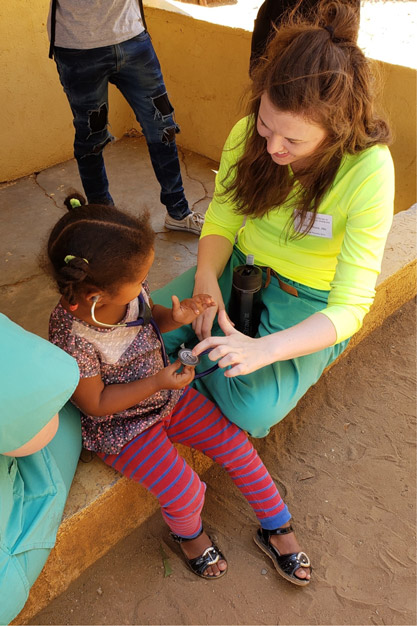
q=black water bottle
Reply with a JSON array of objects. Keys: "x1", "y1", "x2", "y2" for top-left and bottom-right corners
[{"x1": 229, "y1": 254, "x2": 263, "y2": 337}]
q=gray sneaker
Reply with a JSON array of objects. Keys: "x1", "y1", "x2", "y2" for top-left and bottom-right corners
[{"x1": 164, "y1": 211, "x2": 205, "y2": 235}]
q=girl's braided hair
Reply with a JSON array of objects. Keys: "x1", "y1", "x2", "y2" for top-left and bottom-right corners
[{"x1": 45, "y1": 194, "x2": 155, "y2": 305}]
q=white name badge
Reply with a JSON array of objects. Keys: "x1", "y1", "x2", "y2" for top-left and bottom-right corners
[{"x1": 293, "y1": 211, "x2": 333, "y2": 238}]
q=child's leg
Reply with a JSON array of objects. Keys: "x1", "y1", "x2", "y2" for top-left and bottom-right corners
[
  {"x1": 167, "y1": 386, "x2": 311, "y2": 582},
  {"x1": 97, "y1": 417, "x2": 228, "y2": 578},
  {"x1": 97, "y1": 420, "x2": 205, "y2": 539},
  {"x1": 166, "y1": 387, "x2": 290, "y2": 529}
]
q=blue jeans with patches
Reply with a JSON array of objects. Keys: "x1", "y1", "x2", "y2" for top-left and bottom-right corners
[{"x1": 54, "y1": 31, "x2": 190, "y2": 218}]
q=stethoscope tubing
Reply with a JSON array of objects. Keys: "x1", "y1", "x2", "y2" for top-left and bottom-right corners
[
  {"x1": 90, "y1": 296, "x2": 218, "y2": 379},
  {"x1": 192, "y1": 357, "x2": 218, "y2": 380}
]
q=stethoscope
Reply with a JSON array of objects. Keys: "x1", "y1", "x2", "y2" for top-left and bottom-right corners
[{"x1": 90, "y1": 294, "x2": 218, "y2": 379}]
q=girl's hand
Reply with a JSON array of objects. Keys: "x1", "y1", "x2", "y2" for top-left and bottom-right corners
[
  {"x1": 154, "y1": 360, "x2": 195, "y2": 390},
  {"x1": 171, "y1": 294, "x2": 216, "y2": 326},
  {"x1": 192, "y1": 310, "x2": 273, "y2": 377}
]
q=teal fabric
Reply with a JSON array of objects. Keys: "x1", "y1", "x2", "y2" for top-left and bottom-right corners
[
  {"x1": 0, "y1": 315, "x2": 81, "y2": 625},
  {"x1": 0, "y1": 314, "x2": 80, "y2": 453},
  {"x1": 152, "y1": 248, "x2": 350, "y2": 436},
  {"x1": 46, "y1": 403, "x2": 82, "y2": 493},
  {"x1": 13, "y1": 403, "x2": 82, "y2": 593},
  {"x1": 0, "y1": 404, "x2": 82, "y2": 625}
]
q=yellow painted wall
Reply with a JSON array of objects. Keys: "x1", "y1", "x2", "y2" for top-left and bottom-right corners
[
  {"x1": 0, "y1": 2, "x2": 133, "y2": 183},
  {"x1": 145, "y1": 8, "x2": 251, "y2": 163},
  {"x1": 0, "y1": 2, "x2": 415, "y2": 214},
  {"x1": 376, "y1": 62, "x2": 416, "y2": 214}
]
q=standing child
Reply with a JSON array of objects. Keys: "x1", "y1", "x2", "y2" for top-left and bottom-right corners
[{"x1": 45, "y1": 194, "x2": 311, "y2": 584}]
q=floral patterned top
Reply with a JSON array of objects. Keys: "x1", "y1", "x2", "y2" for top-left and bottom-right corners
[{"x1": 49, "y1": 282, "x2": 182, "y2": 454}]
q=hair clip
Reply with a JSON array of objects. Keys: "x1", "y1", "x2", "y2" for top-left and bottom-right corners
[
  {"x1": 323, "y1": 25, "x2": 335, "y2": 39},
  {"x1": 323, "y1": 25, "x2": 346, "y2": 44},
  {"x1": 64, "y1": 255, "x2": 89, "y2": 265}
]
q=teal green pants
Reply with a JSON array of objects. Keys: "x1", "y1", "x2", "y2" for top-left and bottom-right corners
[
  {"x1": 152, "y1": 248, "x2": 349, "y2": 437},
  {"x1": 0, "y1": 404, "x2": 81, "y2": 625}
]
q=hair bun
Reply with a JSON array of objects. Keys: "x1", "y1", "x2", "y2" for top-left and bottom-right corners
[
  {"x1": 61, "y1": 256, "x2": 89, "y2": 283},
  {"x1": 318, "y1": 0, "x2": 359, "y2": 45}
]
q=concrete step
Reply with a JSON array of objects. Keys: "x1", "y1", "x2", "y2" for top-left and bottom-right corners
[{"x1": 13, "y1": 204, "x2": 416, "y2": 624}]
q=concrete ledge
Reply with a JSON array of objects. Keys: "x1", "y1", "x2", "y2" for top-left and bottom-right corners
[{"x1": 13, "y1": 205, "x2": 416, "y2": 624}]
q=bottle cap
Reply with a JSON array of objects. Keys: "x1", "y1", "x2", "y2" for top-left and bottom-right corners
[{"x1": 232, "y1": 263, "x2": 262, "y2": 291}]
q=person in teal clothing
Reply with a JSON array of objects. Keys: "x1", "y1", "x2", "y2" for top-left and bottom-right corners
[
  {"x1": 0, "y1": 314, "x2": 81, "y2": 625},
  {"x1": 152, "y1": 1, "x2": 394, "y2": 437}
]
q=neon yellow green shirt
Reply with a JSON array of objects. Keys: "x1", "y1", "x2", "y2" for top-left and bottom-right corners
[{"x1": 201, "y1": 117, "x2": 395, "y2": 343}]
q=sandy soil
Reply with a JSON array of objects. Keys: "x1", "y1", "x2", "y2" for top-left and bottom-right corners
[{"x1": 31, "y1": 298, "x2": 416, "y2": 626}]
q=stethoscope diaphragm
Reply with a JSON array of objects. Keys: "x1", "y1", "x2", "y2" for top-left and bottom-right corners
[
  {"x1": 177, "y1": 347, "x2": 219, "y2": 379},
  {"x1": 178, "y1": 347, "x2": 200, "y2": 367}
]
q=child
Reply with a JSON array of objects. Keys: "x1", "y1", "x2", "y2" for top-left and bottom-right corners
[{"x1": 45, "y1": 194, "x2": 311, "y2": 584}]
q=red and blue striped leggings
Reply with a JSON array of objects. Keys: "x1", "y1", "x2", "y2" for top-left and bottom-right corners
[{"x1": 97, "y1": 386, "x2": 290, "y2": 538}]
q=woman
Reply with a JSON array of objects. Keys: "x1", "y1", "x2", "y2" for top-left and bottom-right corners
[{"x1": 152, "y1": 0, "x2": 394, "y2": 437}]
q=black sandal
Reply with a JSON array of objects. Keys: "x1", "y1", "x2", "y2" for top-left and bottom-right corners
[
  {"x1": 170, "y1": 529, "x2": 227, "y2": 579},
  {"x1": 254, "y1": 525, "x2": 311, "y2": 587}
]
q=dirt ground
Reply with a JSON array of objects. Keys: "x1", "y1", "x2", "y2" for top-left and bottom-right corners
[{"x1": 31, "y1": 298, "x2": 416, "y2": 626}]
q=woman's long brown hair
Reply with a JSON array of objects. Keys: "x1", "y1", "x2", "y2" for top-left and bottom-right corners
[{"x1": 224, "y1": 0, "x2": 391, "y2": 238}]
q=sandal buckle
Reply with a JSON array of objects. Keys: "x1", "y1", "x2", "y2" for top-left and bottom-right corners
[
  {"x1": 297, "y1": 551, "x2": 311, "y2": 568},
  {"x1": 202, "y1": 547, "x2": 220, "y2": 566}
]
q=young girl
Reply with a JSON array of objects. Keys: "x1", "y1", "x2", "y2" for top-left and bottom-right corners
[{"x1": 45, "y1": 194, "x2": 311, "y2": 585}]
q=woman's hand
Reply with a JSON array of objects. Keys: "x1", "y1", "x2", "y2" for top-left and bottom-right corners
[
  {"x1": 154, "y1": 360, "x2": 195, "y2": 390},
  {"x1": 192, "y1": 274, "x2": 225, "y2": 340},
  {"x1": 193, "y1": 310, "x2": 339, "y2": 378},
  {"x1": 191, "y1": 234, "x2": 233, "y2": 340},
  {"x1": 171, "y1": 294, "x2": 216, "y2": 326},
  {"x1": 192, "y1": 310, "x2": 273, "y2": 376}
]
